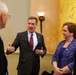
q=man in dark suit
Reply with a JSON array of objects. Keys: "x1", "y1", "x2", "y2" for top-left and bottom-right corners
[
  {"x1": 6, "y1": 16, "x2": 47, "y2": 75},
  {"x1": 0, "y1": 1, "x2": 10, "y2": 75}
]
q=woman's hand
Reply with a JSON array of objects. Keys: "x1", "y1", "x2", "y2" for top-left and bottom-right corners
[
  {"x1": 53, "y1": 61, "x2": 63, "y2": 75},
  {"x1": 59, "y1": 66, "x2": 71, "y2": 74},
  {"x1": 54, "y1": 67, "x2": 63, "y2": 75}
]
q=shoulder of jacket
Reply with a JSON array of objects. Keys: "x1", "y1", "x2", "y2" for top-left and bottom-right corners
[
  {"x1": 18, "y1": 31, "x2": 27, "y2": 34},
  {"x1": 35, "y1": 32, "x2": 43, "y2": 36}
]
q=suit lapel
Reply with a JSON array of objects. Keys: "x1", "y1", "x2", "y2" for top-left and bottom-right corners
[
  {"x1": 34, "y1": 33, "x2": 41, "y2": 50},
  {"x1": 36, "y1": 32, "x2": 41, "y2": 44},
  {"x1": 24, "y1": 31, "x2": 28, "y2": 42},
  {"x1": 24, "y1": 31, "x2": 32, "y2": 49},
  {"x1": 0, "y1": 37, "x2": 4, "y2": 53}
]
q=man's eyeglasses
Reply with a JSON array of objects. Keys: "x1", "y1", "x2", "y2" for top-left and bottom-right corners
[{"x1": 8, "y1": 15, "x2": 11, "y2": 19}]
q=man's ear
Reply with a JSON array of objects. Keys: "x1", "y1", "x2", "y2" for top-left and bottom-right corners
[{"x1": 1, "y1": 13, "x2": 6, "y2": 22}]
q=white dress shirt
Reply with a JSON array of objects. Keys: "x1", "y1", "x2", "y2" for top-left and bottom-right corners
[{"x1": 28, "y1": 31, "x2": 38, "y2": 50}]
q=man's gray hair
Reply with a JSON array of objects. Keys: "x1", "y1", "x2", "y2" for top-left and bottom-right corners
[{"x1": 0, "y1": 1, "x2": 8, "y2": 13}]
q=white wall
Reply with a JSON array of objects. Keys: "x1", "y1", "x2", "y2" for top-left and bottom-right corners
[{"x1": 0, "y1": 0, "x2": 30, "y2": 50}]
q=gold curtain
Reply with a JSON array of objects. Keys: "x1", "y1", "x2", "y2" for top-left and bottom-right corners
[{"x1": 58, "y1": 0, "x2": 76, "y2": 42}]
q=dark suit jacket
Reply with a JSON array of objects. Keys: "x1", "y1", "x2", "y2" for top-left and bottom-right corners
[
  {"x1": 0, "y1": 37, "x2": 8, "y2": 75},
  {"x1": 7, "y1": 31, "x2": 47, "y2": 74}
]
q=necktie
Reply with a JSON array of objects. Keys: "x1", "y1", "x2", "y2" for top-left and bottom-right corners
[{"x1": 30, "y1": 34, "x2": 33, "y2": 50}]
